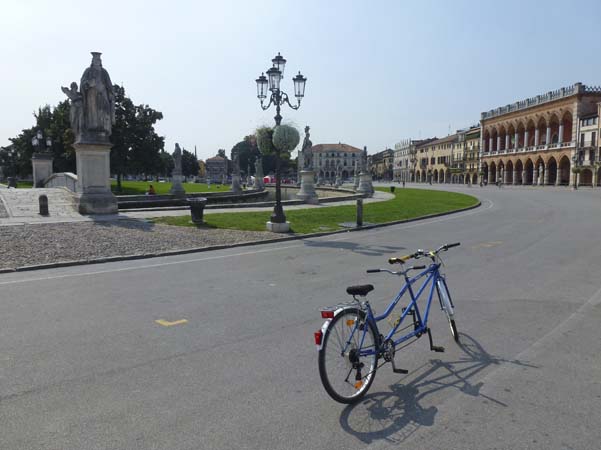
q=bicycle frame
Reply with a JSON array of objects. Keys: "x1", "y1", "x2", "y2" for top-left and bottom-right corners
[{"x1": 350, "y1": 262, "x2": 446, "y2": 357}]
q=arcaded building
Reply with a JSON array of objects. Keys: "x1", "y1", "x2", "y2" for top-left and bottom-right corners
[{"x1": 480, "y1": 82, "x2": 601, "y2": 186}]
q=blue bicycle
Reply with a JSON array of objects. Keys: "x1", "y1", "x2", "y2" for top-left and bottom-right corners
[{"x1": 315, "y1": 242, "x2": 460, "y2": 404}]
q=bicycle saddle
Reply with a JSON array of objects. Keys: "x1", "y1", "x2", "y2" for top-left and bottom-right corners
[{"x1": 346, "y1": 284, "x2": 374, "y2": 296}]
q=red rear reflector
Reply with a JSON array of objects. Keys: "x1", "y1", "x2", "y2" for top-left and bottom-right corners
[
  {"x1": 314, "y1": 331, "x2": 323, "y2": 346},
  {"x1": 321, "y1": 310, "x2": 335, "y2": 319}
]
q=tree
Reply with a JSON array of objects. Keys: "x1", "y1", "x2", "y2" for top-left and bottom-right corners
[
  {"x1": 231, "y1": 135, "x2": 260, "y2": 175},
  {"x1": 181, "y1": 149, "x2": 199, "y2": 178},
  {"x1": 158, "y1": 150, "x2": 174, "y2": 178},
  {"x1": 110, "y1": 84, "x2": 164, "y2": 190},
  {"x1": 6, "y1": 102, "x2": 75, "y2": 178}
]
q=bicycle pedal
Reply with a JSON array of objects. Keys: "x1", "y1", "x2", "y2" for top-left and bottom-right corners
[
  {"x1": 431, "y1": 345, "x2": 445, "y2": 353},
  {"x1": 393, "y1": 368, "x2": 409, "y2": 374}
]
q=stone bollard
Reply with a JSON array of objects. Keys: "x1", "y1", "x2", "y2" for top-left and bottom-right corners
[
  {"x1": 188, "y1": 197, "x2": 208, "y2": 225},
  {"x1": 356, "y1": 198, "x2": 363, "y2": 227},
  {"x1": 39, "y1": 194, "x2": 49, "y2": 216}
]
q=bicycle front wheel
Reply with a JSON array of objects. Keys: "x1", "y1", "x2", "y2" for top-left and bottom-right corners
[
  {"x1": 318, "y1": 308, "x2": 378, "y2": 404},
  {"x1": 437, "y1": 279, "x2": 459, "y2": 343}
]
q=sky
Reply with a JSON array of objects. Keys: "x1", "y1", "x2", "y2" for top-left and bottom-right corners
[{"x1": 2, "y1": 0, "x2": 601, "y2": 161}]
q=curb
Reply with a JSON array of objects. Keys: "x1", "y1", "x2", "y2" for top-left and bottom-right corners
[{"x1": 0, "y1": 200, "x2": 481, "y2": 274}]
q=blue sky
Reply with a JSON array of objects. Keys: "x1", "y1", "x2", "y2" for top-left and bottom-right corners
[{"x1": 2, "y1": 0, "x2": 601, "y2": 160}]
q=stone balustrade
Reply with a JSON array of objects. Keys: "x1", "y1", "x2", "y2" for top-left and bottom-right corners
[
  {"x1": 481, "y1": 83, "x2": 582, "y2": 120},
  {"x1": 44, "y1": 172, "x2": 78, "y2": 192}
]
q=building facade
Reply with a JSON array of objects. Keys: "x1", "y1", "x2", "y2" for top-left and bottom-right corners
[
  {"x1": 480, "y1": 82, "x2": 601, "y2": 186},
  {"x1": 450, "y1": 126, "x2": 480, "y2": 184},
  {"x1": 369, "y1": 148, "x2": 394, "y2": 181},
  {"x1": 312, "y1": 143, "x2": 363, "y2": 182},
  {"x1": 205, "y1": 155, "x2": 228, "y2": 183},
  {"x1": 393, "y1": 139, "x2": 433, "y2": 182}
]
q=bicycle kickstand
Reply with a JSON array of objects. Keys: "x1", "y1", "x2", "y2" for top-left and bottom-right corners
[
  {"x1": 390, "y1": 356, "x2": 409, "y2": 375},
  {"x1": 427, "y1": 328, "x2": 445, "y2": 353}
]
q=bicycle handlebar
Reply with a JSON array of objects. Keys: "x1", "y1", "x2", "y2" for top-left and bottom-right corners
[
  {"x1": 388, "y1": 243, "x2": 461, "y2": 264},
  {"x1": 367, "y1": 265, "x2": 426, "y2": 276}
]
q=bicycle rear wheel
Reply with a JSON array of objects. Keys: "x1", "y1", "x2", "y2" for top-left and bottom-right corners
[
  {"x1": 318, "y1": 308, "x2": 378, "y2": 404},
  {"x1": 437, "y1": 279, "x2": 459, "y2": 343}
]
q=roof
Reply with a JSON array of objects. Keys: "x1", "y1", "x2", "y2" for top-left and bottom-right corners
[
  {"x1": 310, "y1": 143, "x2": 363, "y2": 153},
  {"x1": 206, "y1": 156, "x2": 225, "y2": 161}
]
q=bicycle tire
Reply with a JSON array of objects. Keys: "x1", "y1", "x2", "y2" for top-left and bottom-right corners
[
  {"x1": 318, "y1": 308, "x2": 378, "y2": 404},
  {"x1": 437, "y1": 279, "x2": 460, "y2": 343}
]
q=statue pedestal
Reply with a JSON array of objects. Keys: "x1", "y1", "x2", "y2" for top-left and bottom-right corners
[
  {"x1": 74, "y1": 143, "x2": 118, "y2": 214},
  {"x1": 32, "y1": 153, "x2": 54, "y2": 187},
  {"x1": 357, "y1": 172, "x2": 374, "y2": 197},
  {"x1": 266, "y1": 221, "x2": 290, "y2": 233},
  {"x1": 231, "y1": 175, "x2": 242, "y2": 193},
  {"x1": 170, "y1": 173, "x2": 186, "y2": 197},
  {"x1": 353, "y1": 175, "x2": 360, "y2": 190},
  {"x1": 335, "y1": 175, "x2": 342, "y2": 187},
  {"x1": 296, "y1": 170, "x2": 319, "y2": 204}
]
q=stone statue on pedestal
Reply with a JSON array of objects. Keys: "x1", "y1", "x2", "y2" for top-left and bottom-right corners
[
  {"x1": 62, "y1": 52, "x2": 115, "y2": 144},
  {"x1": 173, "y1": 144, "x2": 182, "y2": 174},
  {"x1": 59, "y1": 52, "x2": 117, "y2": 214},
  {"x1": 301, "y1": 125, "x2": 313, "y2": 170},
  {"x1": 231, "y1": 148, "x2": 242, "y2": 193},
  {"x1": 170, "y1": 143, "x2": 185, "y2": 196},
  {"x1": 255, "y1": 155, "x2": 265, "y2": 190}
]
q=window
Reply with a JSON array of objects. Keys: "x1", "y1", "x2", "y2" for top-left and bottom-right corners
[
  {"x1": 580, "y1": 133, "x2": 585, "y2": 147},
  {"x1": 592, "y1": 131, "x2": 597, "y2": 147}
]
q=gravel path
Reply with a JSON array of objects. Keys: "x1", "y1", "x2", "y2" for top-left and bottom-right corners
[{"x1": 0, "y1": 220, "x2": 276, "y2": 270}]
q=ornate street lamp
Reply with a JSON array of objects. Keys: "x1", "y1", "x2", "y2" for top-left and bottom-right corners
[
  {"x1": 31, "y1": 129, "x2": 52, "y2": 153},
  {"x1": 31, "y1": 129, "x2": 53, "y2": 187},
  {"x1": 255, "y1": 52, "x2": 307, "y2": 225}
]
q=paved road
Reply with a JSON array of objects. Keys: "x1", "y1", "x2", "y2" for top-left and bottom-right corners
[{"x1": 1, "y1": 185, "x2": 600, "y2": 450}]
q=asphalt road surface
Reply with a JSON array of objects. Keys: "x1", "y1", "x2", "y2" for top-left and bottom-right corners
[{"x1": 1, "y1": 185, "x2": 600, "y2": 450}]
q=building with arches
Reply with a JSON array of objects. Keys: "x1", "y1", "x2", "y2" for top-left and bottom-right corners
[
  {"x1": 312, "y1": 143, "x2": 362, "y2": 182},
  {"x1": 480, "y1": 83, "x2": 601, "y2": 187}
]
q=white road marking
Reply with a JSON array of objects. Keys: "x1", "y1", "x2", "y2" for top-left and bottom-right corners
[{"x1": 0, "y1": 199, "x2": 493, "y2": 286}]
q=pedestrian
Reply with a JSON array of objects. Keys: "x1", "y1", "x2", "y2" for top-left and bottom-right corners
[
  {"x1": 147, "y1": 184, "x2": 156, "y2": 195},
  {"x1": 402, "y1": 180, "x2": 405, "y2": 188}
]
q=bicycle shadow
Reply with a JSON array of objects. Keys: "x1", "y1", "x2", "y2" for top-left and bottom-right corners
[
  {"x1": 303, "y1": 239, "x2": 405, "y2": 257},
  {"x1": 338, "y1": 333, "x2": 537, "y2": 445}
]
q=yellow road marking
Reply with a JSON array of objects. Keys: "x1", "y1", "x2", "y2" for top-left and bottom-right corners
[
  {"x1": 155, "y1": 319, "x2": 188, "y2": 327},
  {"x1": 472, "y1": 240, "x2": 502, "y2": 249}
]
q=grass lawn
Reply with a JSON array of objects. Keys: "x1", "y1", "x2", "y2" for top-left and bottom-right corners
[
  {"x1": 152, "y1": 188, "x2": 478, "y2": 234},
  {"x1": 16, "y1": 181, "x2": 33, "y2": 188},
  {"x1": 111, "y1": 180, "x2": 230, "y2": 195}
]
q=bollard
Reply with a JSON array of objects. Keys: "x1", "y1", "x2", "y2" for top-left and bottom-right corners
[
  {"x1": 39, "y1": 194, "x2": 49, "y2": 216},
  {"x1": 356, "y1": 198, "x2": 363, "y2": 227},
  {"x1": 188, "y1": 197, "x2": 208, "y2": 224}
]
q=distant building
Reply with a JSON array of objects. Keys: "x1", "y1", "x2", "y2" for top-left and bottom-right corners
[
  {"x1": 205, "y1": 154, "x2": 228, "y2": 183},
  {"x1": 393, "y1": 138, "x2": 436, "y2": 182},
  {"x1": 368, "y1": 149, "x2": 394, "y2": 181},
  {"x1": 312, "y1": 143, "x2": 363, "y2": 182}
]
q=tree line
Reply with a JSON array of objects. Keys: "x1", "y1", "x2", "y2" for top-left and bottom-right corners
[
  {"x1": 1, "y1": 85, "x2": 298, "y2": 187},
  {"x1": 0, "y1": 84, "x2": 199, "y2": 191}
]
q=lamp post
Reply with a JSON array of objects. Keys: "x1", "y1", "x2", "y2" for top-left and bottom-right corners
[
  {"x1": 255, "y1": 52, "x2": 307, "y2": 225},
  {"x1": 572, "y1": 154, "x2": 581, "y2": 190},
  {"x1": 31, "y1": 129, "x2": 53, "y2": 187},
  {"x1": 31, "y1": 129, "x2": 52, "y2": 153}
]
